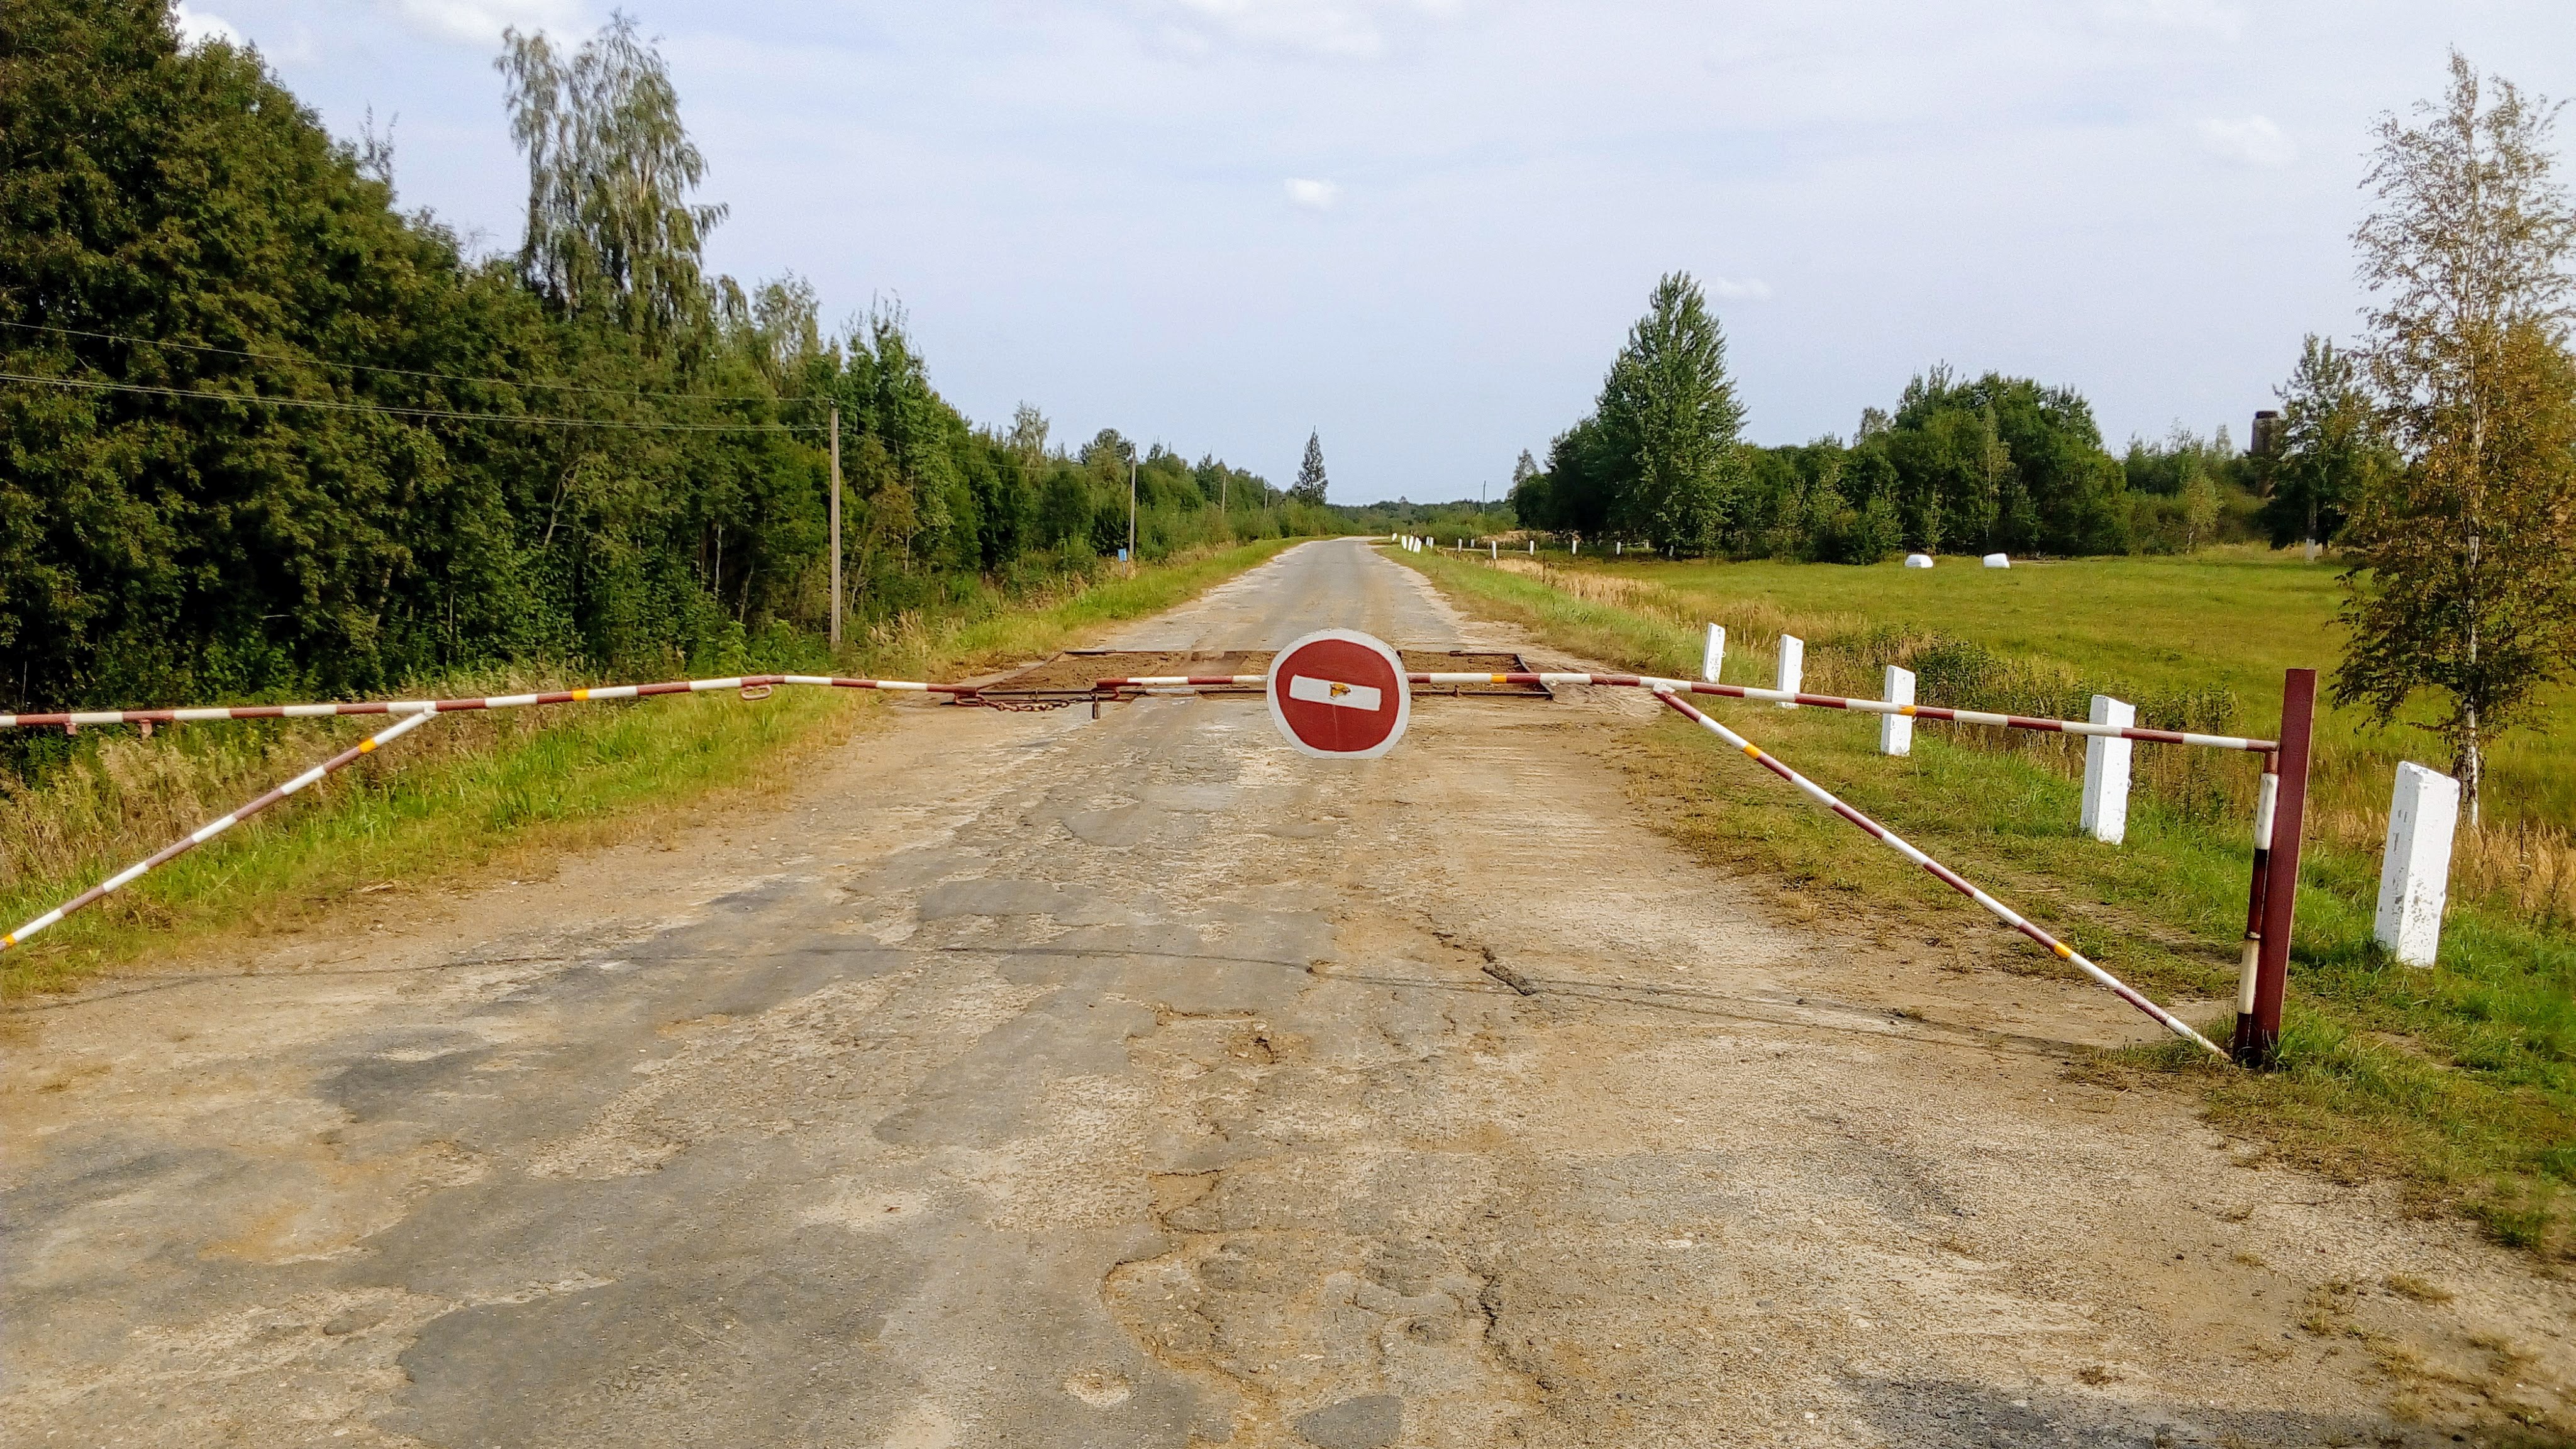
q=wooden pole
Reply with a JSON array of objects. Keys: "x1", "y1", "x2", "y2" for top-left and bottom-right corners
[
  {"x1": 2235, "y1": 668, "x2": 2316, "y2": 1067},
  {"x1": 828, "y1": 406, "x2": 843, "y2": 651}
]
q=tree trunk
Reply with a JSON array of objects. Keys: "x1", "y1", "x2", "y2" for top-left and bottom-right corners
[{"x1": 2459, "y1": 705, "x2": 2483, "y2": 830}]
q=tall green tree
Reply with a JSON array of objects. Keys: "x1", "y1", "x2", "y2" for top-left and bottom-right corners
[
  {"x1": 2262, "y1": 335, "x2": 2389, "y2": 551},
  {"x1": 1597, "y1": 272, "x2": 1743, "y2": 555},
  {"x1": 2336, "y1": 53, "x2": 2576, "y2": 823},
  {"x1": 496, "y1": 13, "x2": 726, "y2": 350},
  {"x1": 1880, "y1": 367, "x2": 2126, "y2": 556},
  {"x1": 1292, "y1": 430, "x2": 1329, "y2": 504}
]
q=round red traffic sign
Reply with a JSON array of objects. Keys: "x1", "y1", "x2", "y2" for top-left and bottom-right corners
[{"x1": 1266, "y1": 629, "x2": 1409, "y2": 760}]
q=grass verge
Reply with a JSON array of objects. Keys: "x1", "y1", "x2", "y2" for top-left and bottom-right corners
[
  {"x1": 1396, "y1": 545, "x2": 2576, "y2": 1262},
  {"x1": 1, "y1": 538, "x2": 1301, "y2": 997}
]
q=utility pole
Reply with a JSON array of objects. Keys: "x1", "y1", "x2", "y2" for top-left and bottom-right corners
[
  {"x1": 828, "y1": 405, "x2": 843, "y2": 651},
  {"x1": 1128, "y1": 448, "x2": 1139, "y2": 575}
]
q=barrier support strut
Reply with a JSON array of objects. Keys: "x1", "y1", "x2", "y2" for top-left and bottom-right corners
[
  {"x1": 2235, "y1": 669, "x2": 2316, "y2": 1067},
  {"x1": 2, "y1": 708, "x2": 440, "y2": 953},
  {"x1": 1651, "y1": 686, "x2": 2228, "y2": 1060}
]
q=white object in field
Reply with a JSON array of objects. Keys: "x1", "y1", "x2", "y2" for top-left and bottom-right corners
[
  {"x1": 1572, "y1": 538, "x2": 1579, "y2": 555},
  {"x1": 1489, "y1": 541, "x2": 1497, "y2": 558},
  {"x1": 2375, "y1": 762, "x2": 2460, "y2": 967},
  {"x1": 1616, "y1": 541, "x2": 1623, "y2": 555},
  {"x1": 2080, "y1": 694, "x2": 2135, "y2": 844},
  {"x1": 1982, "y1": 552, "x2": 2009, "y2": 569},
  {"x1": 1904, "y1": 553, "x2": 1934, "y2": 569},
  {"x1": 1530, "y1": 539, "x2": 1536, "y2": 553},
  {"x1": 1701, "y1": 624, "x2": 1725, "y2": 684},
  {"x1": 1880, "y1": 665, "x2": 1914, "y2": 756},
  {"x1": 1775, "y1": 635, "x2": 1803, "y2": 708}
]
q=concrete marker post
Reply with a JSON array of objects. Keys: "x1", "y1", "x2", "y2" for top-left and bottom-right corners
[
  {"x1": 1701, "y1": 625, "x2": 1725, "y2": 684},
  {"x1": 2375, "y1": 762, "x2": 2460, "y2": 967},
  {"x1": 2235, "y1": 669, "x2": 2316, "y2": 1067},
  {"x1": 1880, "y1": 666, "x2": 1914, "y2": 757},
  {"x1": 2080, "y1": 694, "x2": 2135, "y2": 845},
  {"x1": 1774, "y1": 635, "x2": 1803, "y2": 708}
]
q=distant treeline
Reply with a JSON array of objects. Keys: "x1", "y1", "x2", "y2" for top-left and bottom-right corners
[
  {"x1": 0, "y1": 2, "x2": 1332, "y2": 716},
  {"x1": 1507, "y1": 274, "x2": 2284, "y2": 561}
]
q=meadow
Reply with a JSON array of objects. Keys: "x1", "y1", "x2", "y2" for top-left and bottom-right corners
[
  {"x1": 0, "y1": 539, "x2": 1298, "y2": 998},
  {"x1": 1397, "y1": 543, "x2": 2576, "y2": 1259}
]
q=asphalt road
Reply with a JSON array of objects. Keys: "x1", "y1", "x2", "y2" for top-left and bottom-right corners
[{"x1": 4, "y1": 540, "x2": 2563, "y2": 1447}]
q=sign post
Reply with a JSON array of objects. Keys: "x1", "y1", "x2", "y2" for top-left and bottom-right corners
[{"x1": 1265, "y1": 629, "x2": 1410, "y2": 760}]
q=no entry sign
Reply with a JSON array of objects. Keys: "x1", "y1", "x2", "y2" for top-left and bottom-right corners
[{"x1": 1266, "y1": 629, "x2": 1410, "y2": 759}]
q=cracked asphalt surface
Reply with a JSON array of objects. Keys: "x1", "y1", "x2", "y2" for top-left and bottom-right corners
[{"x1": 6, "y1": 539, "x2": 2571, "y2": 1446}]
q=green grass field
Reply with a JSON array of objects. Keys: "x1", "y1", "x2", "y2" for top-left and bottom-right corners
[
  {"x1": 1567, "y1": 545, "x2": 2576, "y2": 833},
  {"x1": 1397, "y1": 544, "x2": 2576, "y2": 1260},
  {"x1": 0, "y1": 539, "x2": 1299, "y2": 998}
]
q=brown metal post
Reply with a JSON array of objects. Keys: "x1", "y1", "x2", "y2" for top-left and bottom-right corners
[{"x1": 2235, "y1": 669, "x2": 2315, "y2": 1067}]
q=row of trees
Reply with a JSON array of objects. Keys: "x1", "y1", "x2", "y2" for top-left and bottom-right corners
[
  {"x1": 1507, "y1": 278, "x2": 2247, "y2": 563},
  {"x1": 0, "y1": 1, "x2": 1328, "y2": 718}
]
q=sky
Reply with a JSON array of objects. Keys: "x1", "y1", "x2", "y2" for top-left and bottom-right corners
[{"x1": 176, "y1": 0, "x2": 2576, "y2": 504}]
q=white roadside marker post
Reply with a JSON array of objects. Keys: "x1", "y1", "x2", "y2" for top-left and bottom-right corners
[
  {"x1": 1701, "y1": 625, "x2": 1725, "y2": 685},
  {"x1": 1880, "y1": 665, "x2": 1914, "y2": 757},
  {"x1": 2375, "y1": 762, "x2": 2460, "y2": 967},
  {"x1": 2080, "y1": 694, "x2": 2135, "y2": 845},
  {"x1": 1775, "y1": 635, "x2": 1803, "y2": 708}
]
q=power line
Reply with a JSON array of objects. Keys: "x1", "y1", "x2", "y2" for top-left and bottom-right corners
[
  {"x1": 0, "y1": 318, "x2": 803, "y2": 406},
  {"x1": 0, "y1": 370, "x2": 816, "y2": 433}
]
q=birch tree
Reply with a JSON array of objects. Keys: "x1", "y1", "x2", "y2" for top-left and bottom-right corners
[{"x1": 2336, "y1": 53, "x2": 2576, "y2": 824}]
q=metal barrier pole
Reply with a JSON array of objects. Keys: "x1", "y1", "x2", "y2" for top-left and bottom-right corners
[
  {"x1": 2232, "y1": 754, "x2": 2277, "y2": 1059},
  {"x1": 1, "y1": 709, "x2": 440, "y2": 953},
  {"x1": 2235, "y1": 669, "x2": 2315, "y2": 1067},
  {"x1": 1652, "y1": 687, "x2": 2227, "y2": 1058}
]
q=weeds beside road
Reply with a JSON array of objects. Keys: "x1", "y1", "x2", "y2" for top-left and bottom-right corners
[
  {"x1": 0, "y1": 540, "x2": 1299, "y2": 998},
  {"x1": 1396, "y1": 545, "x2": 2576, "y2": 1262}
]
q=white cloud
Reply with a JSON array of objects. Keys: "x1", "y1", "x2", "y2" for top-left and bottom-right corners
[
  {"x1": 2197, "y1": 114, "x2": 2296, "y2": 168},
  {"x1": 1150, "y1": 0, "x2": 1465, "y2": 61},
  {"x1": 172, "y1": 1, "x2": 243, "y2": 48},
  {"x1": 1285, "y1": 177, "x2": 1341, "y2": 209},
  {"x1": 1709, "y1": 276, "x2": 1774, "y2": 302},
  {"x1": 379, "y1": 0, "x2": 584, "y2": 45},
  {"x1": 2092, "y1": 0, "x2": 2245, "y2": 42}
]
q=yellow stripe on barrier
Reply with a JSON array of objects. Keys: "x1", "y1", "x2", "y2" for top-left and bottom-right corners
[{"x1": 572, "y1": 687, "x2": 591, "y2": 701}]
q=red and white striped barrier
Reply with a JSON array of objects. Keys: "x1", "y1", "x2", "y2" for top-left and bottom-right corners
[
  {"x1": 1648, "y1": 686, "x2": 2228, "y2": 1059},
  {"x1": 1, "y1": 709, "x2": 439, "y2": 953},
  {"x1": 0, "y1": 672, "x2": 981, "y2": 953},
  {"x1": 1083, "y1": 669, "x2": 2274, "y2": 753},
  {"x1": 0, "y1": 672, "x2": 979, "y2": 731},
  {"x1": 1415, "y1": 673, "x2": 2277, "y2": 752}
]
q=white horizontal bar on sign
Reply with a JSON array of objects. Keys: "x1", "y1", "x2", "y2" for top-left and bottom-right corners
[{"x1": 1287, "y1": 675, "x2": 1382, "y2": 711}]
